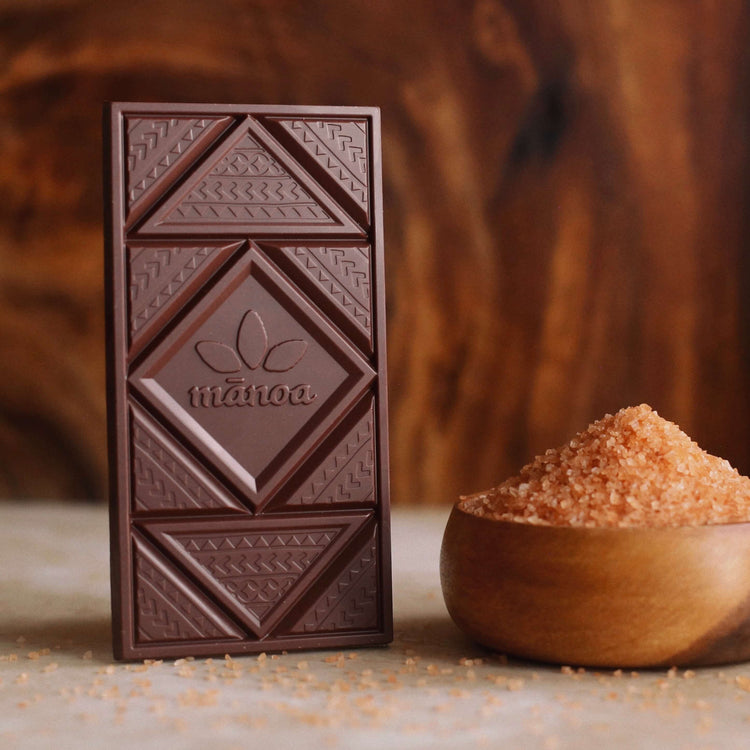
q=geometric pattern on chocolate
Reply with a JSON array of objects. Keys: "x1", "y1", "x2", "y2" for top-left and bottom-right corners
[
  {"x1": 133, "y1": 534, "x2": 245, "y2": 644},
  {"x1": 274, "y1": 244, "x2": 372, "y2": 353},
  {"x1": 282, "y1": 395, "x2": 375, "y2": 507},
  {"x1": 125, "y1": 116, "x2": 232, "y2": 224},
  {"x1": 182, "y1": 531, "x2": 333, "y2": 624},
  {"x1": 143, "y1": 512, "x2": 370, "y2": 638},
  {"x1": 269, "y1": 118, "x2": 369, "y2": 225},
  {"x1": 138, "y1": 118, "x2": 363, "y2": 236},
  {"x1": 107, "y1": 104, "x2": 390, "y2": 659},
  {"x1": 289, "y1": 523, "x2": 378, "y2": 634},
  {"x1": 127, "y1": 241, "x2": 242, "y2": 353},
  {"x1": 130, "y1": 245, "x2": 376, "y2": 511},
  {"x1": 130, "y1": 405, "x2": 247, "y2": 514}
]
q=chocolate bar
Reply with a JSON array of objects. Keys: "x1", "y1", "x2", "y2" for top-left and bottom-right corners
[{"x1": 104, "y1": 103, "x2": 392, "y2": 659}]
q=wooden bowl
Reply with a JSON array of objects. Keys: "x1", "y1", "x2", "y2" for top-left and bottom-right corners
[{"x1": 440, "y1": 504, "x2": 750, "y2": 667}]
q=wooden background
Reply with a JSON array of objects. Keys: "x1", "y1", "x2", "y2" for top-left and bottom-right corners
[{"x1": 2, "y1": 0, "x2": 750, "y2": 504}]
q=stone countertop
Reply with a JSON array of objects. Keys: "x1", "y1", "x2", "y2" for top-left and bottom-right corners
[{"x1": 1, "y1": 502, "x2": 749, "y2": 749}]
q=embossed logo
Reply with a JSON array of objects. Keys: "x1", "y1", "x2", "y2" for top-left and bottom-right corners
[{"x1": 189, "y1": 310, "x2": 317, "y2": 408}]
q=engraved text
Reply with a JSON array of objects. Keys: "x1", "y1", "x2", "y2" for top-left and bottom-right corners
[{"x1": 189, "y1": 378, "x2": 317, "y2": 408}]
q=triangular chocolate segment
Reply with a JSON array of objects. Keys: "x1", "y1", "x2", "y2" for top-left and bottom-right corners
[
  {"x1": 142, "y1": 512, "x2": 372, "y2": 637},
  {"x1": 130, "y1": 403, "x2": 247, "y2": 514},
  {"x1": 125, "y1": 115, "x2": 233, "y2": 226},
  {"x1": 265, "y1": 118, "x2": 370, "y2": 226},
  {"x1": 261, "y1": 242, "x2": 373, "y2": 355},
  {"x1": 133, "y1": 533, "x2": 245, "y2": 644},
  {"x1": 288, "y1": 523, "x2": 379, "y2": 635},
  {"x1": 127, "y1": 241, "x2": 242, "y2": 356},
  {"x1": 272, "y1": 394, "x2": 375, "y2": 508},
  {"x1": 137, "y1": 117, "x2": 364, "y2": 237}
]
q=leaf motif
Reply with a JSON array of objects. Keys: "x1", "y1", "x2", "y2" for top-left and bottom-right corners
[
  {"x1": 263, "y1": 339, "x2": 308, "y2": 372},
  {"x1": 195, "y1": 341, "x2": 242, "y2": 373},
  {"x1": 237, "y1": 310, "x2": 268, "y2": 370}
]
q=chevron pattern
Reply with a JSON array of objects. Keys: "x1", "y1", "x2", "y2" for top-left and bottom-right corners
[
  {"x1": 125, "y1": 116, "x2": 229, "y2": 218},
  {"x1": 134, "y1": 537, "x2": 243, "y2": 643},
  {"x1": 165, "y1": 133, "x2": 333, "y2": 224},
  {"x1": 279, "y1": 244, "x2": 372, "y2": 349},
  {"x1": 275, "y1": 119, "x2": 369, "y2": 221},
  {"x1": 129, "y1": 245, "x2": 194, "y2": 330},
  {"x1": 131, "y1": 407, "x2": 242, "y2": 512},
  {"x1": 285, "y1": 398, "x2": 374, "y2": 506},
  {"x1": 175, "y1": 528, "x2": 340, "y2": 624},
  {"x1": 127, "y1": 242, "x2": 239, "y2": 352},
  {"x1": 291, "y1": 525, "x2": 378, "y2": 634}
]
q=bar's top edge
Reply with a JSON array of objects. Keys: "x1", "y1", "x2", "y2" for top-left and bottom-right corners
[{"x1": 106, "y1": 101, "x2": 381, "y2": 118}]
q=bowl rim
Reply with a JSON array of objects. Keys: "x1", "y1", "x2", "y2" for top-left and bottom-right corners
[{"x1": 450, "y1": 501, "x2": 750, "y2": 533}]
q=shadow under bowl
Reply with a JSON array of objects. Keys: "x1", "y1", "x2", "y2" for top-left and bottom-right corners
[{"x1": 440, "y1": 504, "x2": 750, "y2": 668}]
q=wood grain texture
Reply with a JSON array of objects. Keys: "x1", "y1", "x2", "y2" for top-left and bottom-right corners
[
  {"x1": 1, "y1": 0, "x2": 750, "y2": 501},
  {"x1": 441, "y1": 506, "x2": 750, "y2": 667}
]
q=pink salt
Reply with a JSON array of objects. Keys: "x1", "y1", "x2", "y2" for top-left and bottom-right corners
[{"x1": 460, "y1": 404, "x2": 750, "y2": 527}]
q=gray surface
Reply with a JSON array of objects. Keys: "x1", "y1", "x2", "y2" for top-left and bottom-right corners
[{"x1": 1, "y1": 503, "x2": 749, "y2": 748}]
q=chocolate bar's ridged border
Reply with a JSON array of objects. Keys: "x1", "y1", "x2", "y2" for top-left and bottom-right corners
[
  {"x1": 106, "y1": 103, "x2": 392, "y2": 659},
  {"x1": 368, "y1": 105, "x2": 393, "y2": 650},
  {"x1": 105, "y1": 104, "x2": 126, "y2": 658}
]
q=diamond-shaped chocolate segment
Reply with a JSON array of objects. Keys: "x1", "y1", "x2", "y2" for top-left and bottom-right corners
[{"x1": 131, "y1": 243, "x2": 375, "y2": 511}]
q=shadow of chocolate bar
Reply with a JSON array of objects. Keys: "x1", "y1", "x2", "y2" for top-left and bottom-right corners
[{"x1": 104, "y1": 103, "x2": 391, "y2": 659}]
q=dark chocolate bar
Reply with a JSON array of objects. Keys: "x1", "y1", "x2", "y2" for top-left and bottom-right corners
[{"x1": 104, "y1": 103, "x2": 391, "y2": 659}]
